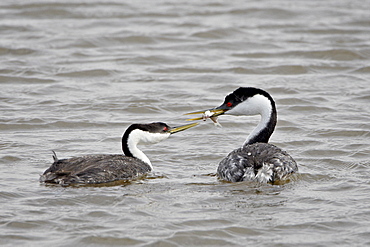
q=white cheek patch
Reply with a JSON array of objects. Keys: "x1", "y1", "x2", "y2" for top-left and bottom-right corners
[
  {"x1": 129, "y1": 129, "x2": 170, "y2": 145},
  {"x1": 141, "y1": 132, "x2": 171, "y2": 144},
  {"x1": 226, "y1": 95, "x2": 271, "y2": 116}
]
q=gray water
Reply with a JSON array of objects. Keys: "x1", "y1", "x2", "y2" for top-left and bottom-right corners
[{"x1": 1, "y1": 0, "x2": 370, "y2": 246}]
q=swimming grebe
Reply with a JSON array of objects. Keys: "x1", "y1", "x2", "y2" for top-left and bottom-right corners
[
  {"x1": 186, "y1": 87, "x2": 297, "y2": 183},
  {"x1": 40, "y1": 122, "x2": 198, "y2": 185}
]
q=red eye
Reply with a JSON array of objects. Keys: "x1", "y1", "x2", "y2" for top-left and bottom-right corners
[
  {"x1": 226, "y1": 102, "x2": 232, "y2": 107},
  {"x1": 163, "y1": 127, "x2": 168, "y2": 131}
]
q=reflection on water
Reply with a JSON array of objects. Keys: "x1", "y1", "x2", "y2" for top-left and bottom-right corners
[{"x1": 1, "y1": 0, "x2": 370, "y2": 246}]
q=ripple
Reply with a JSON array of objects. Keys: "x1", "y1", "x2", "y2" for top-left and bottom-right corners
[
  {"x1": 56, "y1": 69, "x2": 113, "y2": 78},
  {"x1": 156, "y1": 231, "x2": 237, "y2": 246},
  {"x1": 353, "y1": 66, "x2": 370, "y2": 73},
  {"x1": 78, "y1": 236, "x2": 144, "y2": 246},
  {"x1": 1, "y1": 0, "x2": 370, "y2": 246},
  {"x1": 234, "y1": 48, "x2": 367, "y2": 61},
  {"x1": 0, "y1": 75, "x2": 55, "y2": 84},
  {"x1": 191, "y1": 27, "x2": 242, "y2": 39},
  {"x1": 0, "y1": 47, "x2": 37, "y2": 56}
]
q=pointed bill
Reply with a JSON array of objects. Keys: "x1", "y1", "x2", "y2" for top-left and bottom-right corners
[
  {"x1": 169, "y1": 122, "x2": 198, "y2": 134},
  {"x1": 185, "y1": 109, "x2": 226, "y2": 121}
]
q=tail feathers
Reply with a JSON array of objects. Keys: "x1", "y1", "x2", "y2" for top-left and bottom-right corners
[{"x1": 52, "y1": 150, "x2": 58, "y2": 162}]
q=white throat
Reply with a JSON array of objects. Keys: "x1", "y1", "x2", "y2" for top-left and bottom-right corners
[
  {"x1": 225, "y1": 94, "x2": 273, "y2": 146},
  {"x1": 127, "y1": 129, "x2": 170, "y2": 170}
]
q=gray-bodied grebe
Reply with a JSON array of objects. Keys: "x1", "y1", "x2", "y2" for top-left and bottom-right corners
[
  {"x1": 40, "y1": 122, "x2": 197, "y2": 185},
  {"x1": 186, "y1": 87, "x2": 297, "y2": 183}
]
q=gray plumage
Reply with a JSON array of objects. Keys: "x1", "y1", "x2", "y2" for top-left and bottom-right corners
[
  {"x1": 40, "y1": 122, "x2": 171, "y2": 186},
  {"x1": 40, "y1": 154, "x2": 151, "y2": 186},
  {"x1": 217, "y1": 143, "x2": 297, "y2": 183},
  {"x1": 40, "y1": 122, "x2": 197, "y2": 186},
  {"x1": 202, "y1": 87, "x2": 298, "y2": 183}
]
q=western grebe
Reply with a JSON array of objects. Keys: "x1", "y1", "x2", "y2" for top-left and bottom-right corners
[
  {"x1": 186, "y1": 87, "x2": 298, "y2": 183},
  {"x1": 40, "y1": 122, "x2": 198, "y2": 185}
]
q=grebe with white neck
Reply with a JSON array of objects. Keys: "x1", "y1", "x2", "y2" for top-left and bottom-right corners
[
  {"x1": 40, "y1": 122, "x2": 197, "y2": 185},
  {"x1": 186, "y1": 87, "x2": 297, "y2": 183}
]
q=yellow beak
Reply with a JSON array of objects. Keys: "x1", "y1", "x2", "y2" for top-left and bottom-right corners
[
  {"x1": 169, "y1": 122, "x2": 199, "y2": 134},
  {"x1": 184, "y1": 109, "x2": 226, "y2": 121}
]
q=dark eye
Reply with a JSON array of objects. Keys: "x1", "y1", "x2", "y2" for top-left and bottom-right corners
[{"x1": 226, "y1": 102, "x2": 233, "y2": 107}]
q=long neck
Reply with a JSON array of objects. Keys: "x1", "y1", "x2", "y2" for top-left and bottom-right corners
[
  {"x1": 243, "y1": 97, "x2": 277, "y2": 146},
  {"x1": 122, "y1": 131, "x2": 153, "y2": 170}
]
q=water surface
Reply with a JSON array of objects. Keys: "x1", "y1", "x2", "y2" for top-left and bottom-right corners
[{"x1": 1, "y1": 0, "x2": 370, "y2": 246}]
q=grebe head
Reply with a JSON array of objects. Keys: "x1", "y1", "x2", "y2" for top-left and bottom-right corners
[
  {"x1": 122, "y1": 122, "x2": 198, "y2": 167},
  {"x1": 126, "y1": 122, "x2": 198, "y2": 145},
  {"x1": 185, "y1": 87, "x2": 277, "y2": 144},
  {"x1": 185, "y1": 87, "x2": 275, "y2": 119}
]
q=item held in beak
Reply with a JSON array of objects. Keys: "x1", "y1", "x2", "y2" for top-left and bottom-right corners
[{"x1": 203, "y1": 110, "x2": 222, "y2": 127}]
